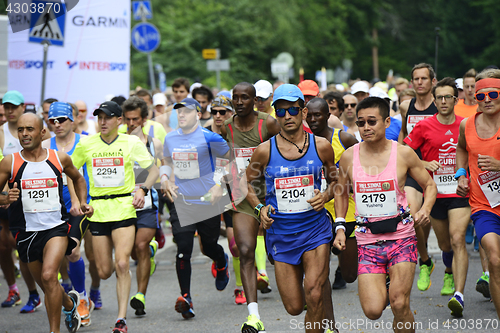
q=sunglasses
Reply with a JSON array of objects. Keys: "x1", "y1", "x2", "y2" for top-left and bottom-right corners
[
  {"x1": 475, "y1": 90, "x2": 500, "y2": 102},
  {"x1": 48, "y1": 117, "x2": 70, "y2": 125},
  {"x1": 355, "y1": 119, "x2": 379, "y2": 127},
  {"x1": 211, "y1": 109, "x2": 227, "y2": 116},
  {"x1": 345, "y1": 103, "x2": 357, "y2": 108},
  {"x1": 257, "y1": 96, "x2": 270, "y2": 103},
  {"x1": 275, "y1": 106, "x2": 301, "y2": 117}
]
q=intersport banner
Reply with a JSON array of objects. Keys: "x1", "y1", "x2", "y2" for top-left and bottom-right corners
[{"x1": 8, "y1": 0, "x2": 130, "y2": 113}]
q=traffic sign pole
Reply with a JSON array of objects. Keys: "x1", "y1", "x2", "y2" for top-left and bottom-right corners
[
  {"x1": 40, "y1": 40, "x2": 50, "y2": 107},
  {"x1": 141, "y1": 10, "x2": 156, "y2": 91}
]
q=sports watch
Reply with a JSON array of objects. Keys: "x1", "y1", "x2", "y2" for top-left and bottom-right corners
[
  {"x1": 254, "y1": 203, "x2": 264, "y2": 218},
  {"x1": 139, "y1": 185, "x2": 149, "y2": 196}
]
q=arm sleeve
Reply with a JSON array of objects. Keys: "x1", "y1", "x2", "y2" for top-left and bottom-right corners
[{"x1": 131, "y1": 136, "x2": 154, "y2": 169}]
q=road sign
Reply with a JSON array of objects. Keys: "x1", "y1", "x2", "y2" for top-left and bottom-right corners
[
  {"x1": 132, "y1": 1, "x2": 153, "y2": 20},
  {"x1": 202, "y1": 49, "x2": 219, "y2": 60},
  {"x1": 207, "y1": 59, "x2": 230, "y2": 72},
  {"x1": 131, "y1": 22, "x2": 161, "y2": 53},
  {"x1": 29, "y1": 1, "x2": 67, "y2": 46}
]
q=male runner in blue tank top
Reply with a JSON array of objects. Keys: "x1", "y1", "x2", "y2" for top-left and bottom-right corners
[{"x1": 245, "y1": 84, "x2": 339, "y2": 333}]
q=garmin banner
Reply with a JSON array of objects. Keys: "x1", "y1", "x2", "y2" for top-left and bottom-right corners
[{"x1": 8, "y1": 0, "x2": 130, "y2": 113}]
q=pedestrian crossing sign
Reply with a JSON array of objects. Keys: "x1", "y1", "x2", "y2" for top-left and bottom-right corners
[{"x1": 29, "y1": 1, "x2": 67, "y2": 46}]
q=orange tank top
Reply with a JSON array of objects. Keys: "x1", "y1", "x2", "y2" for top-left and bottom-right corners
[{"x1": 465, "y1": 113, "x2": 500, "y2": 215}]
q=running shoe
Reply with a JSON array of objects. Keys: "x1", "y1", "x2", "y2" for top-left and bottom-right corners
[
  {"x1": 112, "y1": 319, "x2": 127, "y2": 333},
  {"x1": 417, "y1": 260, "x2": 434, "y2": 291},
  {"x1": 63, "y1": 290, "x2": 81, "y2": 333},
  {"x1": 331, "y1": 267, "x2": 346, "y2": 290},
  {"x1": 257, "y1": 272, "x2": 272, "y2": 294},
  {"x1": 234, "y1": 289, "x2": 246, "y2": 305},
  {"x1": 476, "y1": 272, "x2": 491, "y2": 299},
  {"x1": 448, "y1": 294, "x2": 464, "y2": 317},
  {"x1": 211, "y1": 261, "x2": 217, "y2": 278},
  {"x1": 1, "y1": 290, "x2": 21, "y2": 307},
  {"x1": 150, "y1": 240, "x2": 158, "y2": 276},
  {"x1": 20, "y1": 294, "x2": 42, "y2": 313},
  {"x1": 89, "y1": 289, "x2": 102, "y2": 310},
  {"x1": 130, "y1": 293, "x2": 146, "y2": 316},
  {"x1": 14, "y1": 266, "x2": 21, "y2": 279},
  {"x1": 155, "y1": 226, "x2": 166, "y2": 249},
  {"x1": 175, "y1": 293, "x2": 195, "y2": 319},
  {"x1": 441, "y1": 273, "x2": 455, "y2": 296},
  {"x1": 61, "y1": 282, "x2": 73, "y2": 294},
  {"x1": 241, "y1": 314, "x2": 266, "y2": 333},
  {"x1": 80, "y1": 299, "x2": 94, "y2": 327},
  {"x1": 465, "y1": 224, "x2": 474, "y2": 244},
  {"x1": 215, "y1": 253, "x2": 230, "y2": 291}
]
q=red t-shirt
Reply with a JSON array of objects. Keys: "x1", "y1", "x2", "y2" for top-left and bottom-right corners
[{"x1": 403, "y1": 114, "x2": 464, "y2": 198}]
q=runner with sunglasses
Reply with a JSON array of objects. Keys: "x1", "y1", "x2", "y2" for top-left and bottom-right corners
[
  {"x1": 456, "y1": 68, "x2": 500, "y2": 319},
  {"x1": 334, "y1": 97, "x2": 436, "y2": 331},
  {"x1": 246, "y1": 84, "x2": 339, "y2": 333},
  {"x1": 161, "y1": 97, "x2": 231, "y2": 320},
  {"x1": 404, "y1": 77, "x2": 470, "y2": 317},
  {"x1": 41, "y1": 102, "x2": 95, "y2": 326},
  {"x1": 398, "y1": 63, "x2": 438, "y2": 293},
  {"x1": 220, "y1": 82, "x2": 281, "y2": 333}
]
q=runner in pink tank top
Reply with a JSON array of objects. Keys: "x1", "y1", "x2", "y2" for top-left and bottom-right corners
[{"x1": 333, "y1": 97, "x2": 437, "y2": 332}]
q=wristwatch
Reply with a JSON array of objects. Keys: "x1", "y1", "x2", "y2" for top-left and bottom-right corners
[
  {"x1": 254, "y1": 203, "x2": 264, "y2": 218},
  {"x1": 139, "y1": 185, "x2": 149, "y2": 196}
]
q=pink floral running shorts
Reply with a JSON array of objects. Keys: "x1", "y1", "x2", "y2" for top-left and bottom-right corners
[{"x1": 358, "y1": 236, "x2": 417, "y2": 275}]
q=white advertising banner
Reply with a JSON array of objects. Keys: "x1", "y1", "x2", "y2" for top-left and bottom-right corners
[{"x1": 7, "y1": 0, "x2": 130, "y2": 114}]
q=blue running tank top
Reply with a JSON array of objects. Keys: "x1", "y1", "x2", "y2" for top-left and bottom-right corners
[
  {"x1": 265, "y1": 133, "x2": 329, "y2": 234},
  {"x1": 50, "y1": 134, "x2": 91, "y2": 211}
]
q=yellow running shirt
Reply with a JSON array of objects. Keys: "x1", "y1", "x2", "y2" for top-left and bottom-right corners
[
  {"x1": 71, "y1": 133, "x2": 154, "y2": 222},
  {"x1": 324, "y1": 129, "x2": 356, "y2": 223}
]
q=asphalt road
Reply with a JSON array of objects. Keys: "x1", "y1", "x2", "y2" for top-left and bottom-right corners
[{"x1": 0, "y1": 227, "x2": 497, "y2": 333}]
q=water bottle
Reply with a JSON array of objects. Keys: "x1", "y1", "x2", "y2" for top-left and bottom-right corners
[{"x1": 200, "y1": 188, "x2": 228, "y2": 202}]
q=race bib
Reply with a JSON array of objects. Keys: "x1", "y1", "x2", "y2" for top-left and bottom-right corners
[
  {"x1": 235, "y1": 147, "x2": 256, "y2": 172},
  {"x1": 172, "y1": 152, "x2": 199, "y2": 179},
  {"x1": 92, "y1": 157, "x2": 125, "y2": 188},
  {"x1": 320, "y1": 169, "x2": 327, "y2": 192},
  {"x1": 407, "y1": 115, "x2": 433, "y2": 134},
  {"x1": 213, "y1": 158, "x2": 229, "y2": 183},
  {"x1": 275, "y1": 175, "x2": 315, "y2": 213},
  {"x1": 355, "y1": 180, "x2": 398, "y2": 217},
  {"x1": 478, "y1": 171, "x2": 500, "y2": 208},
  {"x1": 433, "y1": 166, "x2": 457, "y2": 195},
  {"x1": 21, "y1": 178, "x2": 60, "y2": 213},
  {"x1": 132, "y1": 183, "x2": 153, "y2": 211}
]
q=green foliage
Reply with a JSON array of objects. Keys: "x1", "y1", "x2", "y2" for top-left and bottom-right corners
[{"x1": 131, "y1": 0, "x2": 499, "y2": 89}]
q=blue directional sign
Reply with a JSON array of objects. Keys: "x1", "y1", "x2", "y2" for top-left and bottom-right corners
[
  {"x1": 131, "y1": 22, "x2": 161, "y2": 53},
  {"x1": 132, "y1": 1, "x2": 153, "y2": 20},
  {"x1": 29, "y1": 1, "x2": 67, "y2": 46}
]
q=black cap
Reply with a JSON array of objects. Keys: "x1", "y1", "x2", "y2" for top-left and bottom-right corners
[{"x1": 93, "y1": 101, "x2": 122, "y2": 117}]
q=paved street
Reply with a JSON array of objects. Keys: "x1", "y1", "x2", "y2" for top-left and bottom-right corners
[{"x1": 0, "y1": 226, "x2": 497, "y2": 333}]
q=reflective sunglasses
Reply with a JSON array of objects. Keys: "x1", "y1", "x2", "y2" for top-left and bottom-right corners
[
  {"x1": 48, "y1": 117, "x2": 70, "y2": 125},
  {"x1": 275, "y1": 106, "x2": 301, "y2": 117},
  {"x1": 475, "y1": 90, "x2": 500, "y2": 102},
  {"x1": 355, "y1": 119, "x2": 379, "y2": 127},
  {"x1": 257, "y1": 96, "x2": 270, "y2": 103},
  {"x1": 211, "y1": 109, "x2": 227, "y2": 116},
  {"x1": 345, "y1": 103, "x2": 357, "y2": 108}
]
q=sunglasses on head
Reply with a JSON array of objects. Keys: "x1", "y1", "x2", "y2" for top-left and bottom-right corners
[
  {"x1": 211, "y1": 109, "x2": 227, "y2": 116},
  {"x1": 355, "y1": 119, "x2": 379, "y2": 127},
  {"x1": 48, "y1": 117, "x2": 69, "y2": 125},
  {"x1": 345, "y1": 103, "x2": 357, "y2": 108},
  {"x1": 275, "y1": 106, "x2": 301, "y2": 117},
  {"x1": 475, "y1": 90, "x2": 500, "y2": 102}
]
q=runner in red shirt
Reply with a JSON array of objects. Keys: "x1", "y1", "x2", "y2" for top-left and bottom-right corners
[{"x1": 404, "y1": 77, "x2": 470, "y2": 317}]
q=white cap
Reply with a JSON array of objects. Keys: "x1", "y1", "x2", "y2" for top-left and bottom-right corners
[
  {"x1": 189, "y1": 82, "x2": 202, "y2": 93},
  {"x1": 254, "y1": 80, "x2": 273, "y2": 98},
  {"x1": 153, "y1": 93, "x2": 167, "y2": 106},
  {"x1": 335, "y1": 84, "x2": 345, "y2": 92},
  {"x1": 369, "y1": 86, "x2": 390, "y2": 100},
  {"x1": 455, "y1": 78, "x2": 464, "y2": 90},
  {"x1": 351, "y1": 81, "x2": 369, "y2": 94}
]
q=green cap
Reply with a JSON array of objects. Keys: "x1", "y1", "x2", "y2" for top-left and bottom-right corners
[{"x1": 3, "y1": 90, "x2": 24, "y2": 106}]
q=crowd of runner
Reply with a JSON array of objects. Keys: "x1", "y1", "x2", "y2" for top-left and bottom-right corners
[{"x1": 0, "y1": 62, "x2": 499, "y2": 333}]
